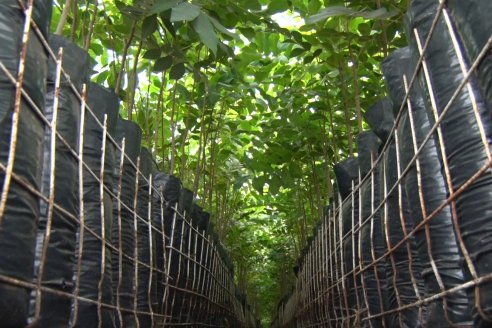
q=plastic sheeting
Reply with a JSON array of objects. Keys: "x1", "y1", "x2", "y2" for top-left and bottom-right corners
[
  {"x1": 334, "y1": 157, "x2": 360, "y2": 323},
  {"x1": 164, "y1": 187, "x2": 193, "y2": 321},
  {"x1": 75, "y1": 83, "x2": 119, "y2": 328},
  {"x1": 152, "y1": 173, "x2": 181, "y2": 318},
  {"x1": 0, "y1": 0, "x2": 53, "y2": 37},
  {"x1": 366, "y1": 97, "x2": 426, "y2": 327},
  {"x1": 195, "y1": 208, "x2": 211, "y2": 321},
  {"x1": 357, "y1": 131, "x2": 388, "y2": 328},
  {"x1": 186, "y1": 202, "x2": 213, "y2": 321},
  {"x1": 0, "y1": 5, "x2": 48, "y2": 327},
  {"x1": 183, "y1": 203, "x2": 204, "y2": 321},
  {"x1": 382, "y1": 142, "x2": 426, "y2": 328},
  {"x1": 135, "y1": 147, "x2": 155, "y2": 327},
  {"x1": 334, "y1": 157, "x2": 359, "y2": 201},
  {"x1": 357, "y1": 131, "x2": 382, "y2": 176},
  {"x1": 111, "y1": 117, "x2": 141, "y2": 327},
  {"x1": 382, "y1": 46, "x2": 472, "y2": 326},
  {"x1": 446, "y1": 0, "x2": 492, "y2": 114},
  {"x1": 364, "y1": 98, "x2": 395, "y2": 146},
  {"x1": 407, "y1": 1, "x2": 492, "y2": 324},
  {"x1": 33, "y1": 35, "x2": 90, "y2": 328}
]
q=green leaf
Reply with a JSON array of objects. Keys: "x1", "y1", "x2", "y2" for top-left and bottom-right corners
[
  {"x1": 234, "y1": 175, "x2": 249, "y2": 191},
  {"x1": 150, "y1": 0, "x2": 180, "y2": 14},
  {"x1": 305, "y1": 6, "x2": 356, "y2": 24},
  {"x1": 143, "y1": 48, "x2": 162, "y2": 59},
  {"x1": 115, "y1": 1, "x2": 145, "y2": 19},
  {"x1": 142, "y1": 15, "x2": 158, "y2": 37},
  {"x1": 290, "y1": 47, "x2": 305, "y2": 57},
  {"x1": 169, "y1": 62, "x2": 186, "y2": 79},
  {"x1": 89, "y1": 42, "x2": 104, "y2": 56},
  {"x1": 291, "y1": 31, "x2": 303, "y2": 44},
  {"x1": 289, "y1": 163, "x2": 303, "y2": 178},
  {"x1": 358, "y1": 7, "x2": 399, "y2": 19},
  {"x1": 310, "y1": 113, "x2": 326, "y2": 121},
  {"x1": 267, "y1": 0, "x2": 289, "y2": 14},
  {"x1": 358, "y1": 22, "x2": 372, "y2": 36},
  {"x1": 238, "y1": 27, "x2": 255, "y2": 39},
  {"x1": 245, "y1": 0, "x2": 261, "y2": 11},
  {"x1": 170, "y1": 2, "x2": 201, "y2": 22},
  {"x1": 153, "y1": 55, "x2": 173, "y2": 72},
  {"x1": 269, "y1": 175, "x2": 282, "y2": 195},
  {"x1": 308, "y1": 0, "x2": 322, "y2": 14},
  {"x1": 252, "y1": 175, "x2": 266, "y2": 194},
  {"x1": 176, "y1": 84, "x2": 190, "y2": 99},
  {"x1": 210, "y1": 16, "x2": 240, "y2": 40},
  {"x1": 306, "y1": 5, "x2": 399, "y2": 24},
  {"x1": 328, "y1": 69, "x2": 339, "y2": 77},
  {"x1": 303, "y1": 55, "x2": 315, "y2": 64},
  {"x1": 192, "y1": 13, "x2": 218, "y2": 55}
]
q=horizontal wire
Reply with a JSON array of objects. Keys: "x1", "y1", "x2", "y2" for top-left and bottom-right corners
[{"x1": 0, "y1": 3, "x2": 246, "y2": 324}]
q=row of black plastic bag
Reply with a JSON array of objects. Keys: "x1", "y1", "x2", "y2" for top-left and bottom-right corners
[
  {"x1": 0, "y1": 1, "x2": 256, "y2": 327},
  {"x1": 273, "y1": 0, "x2": 492, "y2": 327}
]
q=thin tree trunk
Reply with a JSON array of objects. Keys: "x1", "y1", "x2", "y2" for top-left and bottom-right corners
[
  {"x1": 206, "y1": 137, "x2": 216, "y2": 210},
  {"x1": 169, "y1": 82, "x2": 179, "y2": 174},
  {"x1": 199, "y1": 125, "x2": 209, "y2": 196},
  {"x1": 310, "y1": 150, "x2": 323, "y2": 220},
  {"x1": 83, "y1": 0, "x2": 98, "y2": 51},
  {"x1": 348, "y1": 38, "x2": 363, "y2": 134},
  {"x1": 376, "y1": 0, "x2": 389, "y2": 57},
  {"x1": 321, "y1": 121, "x2": 334, "y2": 200},
  {"x1": 340, "y1": 64, "x2": 354, "y2": 156},
  {"x1": 206, "y1": 102, "x2": 225, "y2": 209},
  {"x1": 115, "y1": 21, "x2": 137, "y2": 94},
  {"x1": 192, "y1": 110, "x2": 206, "y2": 195},
  {"x1": 179, "y1": 122, "x2": 189, "y2": 181},
  {"x1": 297, "y1": 191, "x2": 307, "y2": 247},
  {"x1": 70, "y1": 0, "x2": 78, "y2": 41},
  {"x1": 327, "y1": 100, "x2": 339, "y2": 162},
  {"x1": 127, "y1": 38, "x2": 143, "y2": 120},
  {"x1": 55, "y1": 0, "x2": 72, "y2": 35},
  {"x1": 192, "y1": 63, "x2": 212, "y2": 196},
  {"x1": 99, "y1": 4, "x2": 120, "y2": 79},
  {"x1": 352, "y1": 61, "x2": 363, "y2": 133},
  {"x1": 80, "y1": 0, "x2": 89, "y2": 43},
  {"x1": 154, "y1": 72, "x2": 166, "y2": 157},
  {"x1": 306, "y1": 181, "x2": 316, "y2": 222}
]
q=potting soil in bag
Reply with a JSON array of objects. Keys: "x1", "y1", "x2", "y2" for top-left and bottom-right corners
[
  {"x1": 364, "y1": 98, "x2": 395, "y2": 146},
  {"x1": 193, "y1": 209, "x2": 211, "y2": 320},
  {"x1": 111, "y1": 117, "x2": 141, "y2": 327},
  {"x1": 164, "y1": 187, "x2": 193, "y2": 321},
  {"x1": 152, "y1": 173, "x2": 181, "y2": 317},
  {"x1": 0, "y1": 4, "x2": 49, "y2": 327},
  {"x1": 382, "y1": 46, "x2": 472, "y2": 326},
  {"x1": 366, "y1": 98, "x2": 427, "y2": 327},
  {"x1": 334, "y1": 157, "x2": 360, "y2": 325},
  {"x1": 0, "y1": 0, "x2": 53, "y2": 38},
  {"x1": 406, "y1": 1, "x2": 492, "y2": 324},
  {"x1": 334, "y1": 157, "x2": 359, "y2": 201},
  {"x1": 446, "y1": 0, "x2": 492, "y2": 114},
  {"x1": 135, "y1": 147, "x2": 156, "y2": 327},
  {"x1": 382, "y1": 141, "x2": 427, "y2": 328},
  {"x1": 357, "y1": 131, "x2": 389, "y2": 328},
  {"x1": 185, "y1": 204, "x2": 211, "y2": 321},
  {"x1": 32, "y1": 35, "x2": 90, "y2": 328},
  {"x1": 75, "y1": 83, "x2": 118, "y2": 328}
]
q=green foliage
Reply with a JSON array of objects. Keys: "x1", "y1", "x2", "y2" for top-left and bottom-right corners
[{"x1": 52, "y1": 0, "x2": 409, "y2": 324}]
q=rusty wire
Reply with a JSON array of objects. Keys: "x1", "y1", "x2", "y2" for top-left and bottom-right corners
[
  {"x1": 0, "y1": 1, "x2": 250, "y2": 327},
  {"x1": 274, "y1": 1, "x2": 492, "y2": 327}
]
